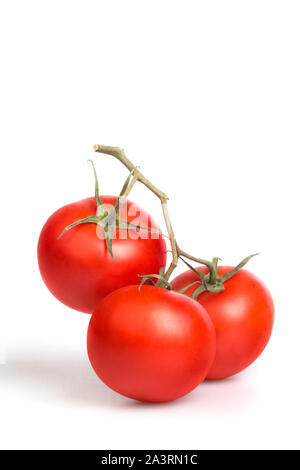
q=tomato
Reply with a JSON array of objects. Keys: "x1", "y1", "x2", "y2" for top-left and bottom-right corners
[
  {"x1": 87, "y1": 285, "x2": 216, "y2": 402},
  {"x1": 171, "y1": 267, "x2": 274, "y2": 380},
  {"x1": 38, "y1": 196, "x2": 166, "y2": 313}
]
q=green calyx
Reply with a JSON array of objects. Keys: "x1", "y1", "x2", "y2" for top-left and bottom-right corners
[
  {"x1": 139, "y1": 253, "x2": 258, "y2": 299},
  {"x1": 138, "y1": 268, "x2": 172, "y2": 291},
  {"x1": 181, "y1": 253, "x2": 258, "y2": 299},
  {"x1": 58, "y1": 160, "x2": 162, "y2": 259}
]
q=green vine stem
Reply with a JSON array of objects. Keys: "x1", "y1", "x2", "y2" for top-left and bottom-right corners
[
  {"x1": 93, "y1": 145, "x2": 168, "y2": 199},
  {"x1": 93, "y1": 144, "x2": 257, "y2": 293}
]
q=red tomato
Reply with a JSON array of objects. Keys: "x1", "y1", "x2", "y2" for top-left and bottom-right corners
[
  {"x1": 171, "y1": 267, "x2": 274, "y2": 380},
  {"x1": 38, "y1": 196, "x2": 166, "y2": 313},
  {"x1": 87, "y1": 285, "x2": 216, "y2": 402}
]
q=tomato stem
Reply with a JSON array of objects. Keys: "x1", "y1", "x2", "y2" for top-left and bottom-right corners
[
  {"x1": 93, "y1": 144, "x2": 258, "y2": 293},
  {"x1": 93, "y1": 145, "x2": 168, "y2": 199}
]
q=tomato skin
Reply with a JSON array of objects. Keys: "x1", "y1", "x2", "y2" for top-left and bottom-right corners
[
  {"x1": 38, "y1": 196, "x2": 166, "y2": 313},
  {"x1": 171, "y1": 267, "x2": 274, "y2": 380},
  {"x1": 87, "y1": 286, "x2": 216, "y2": 402}
]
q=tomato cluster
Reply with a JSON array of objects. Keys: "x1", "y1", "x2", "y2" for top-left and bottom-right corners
[{"x1": 38, "y1": 149, "x2": 274, "y2": 403}]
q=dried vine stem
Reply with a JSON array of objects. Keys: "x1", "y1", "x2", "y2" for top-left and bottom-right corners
[
  {"x1": 93, "y1": 144, "x2": 214, "y2": 284},
  {"x1": 93, "y1": 145, "x2": 168, "y2": 200}
]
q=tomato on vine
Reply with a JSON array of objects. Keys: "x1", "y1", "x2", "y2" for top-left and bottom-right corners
[
  {"x1": 171, "y1": 264, "x2": 274, "y2": 380},
  {"x1": 38, "y1": 161, "x2": 166, "y2": 313},
  {"x1": 87, "y1": 285, "x2": 216, "y2": 402},
  {"x1": 38, "y1": 143, "x2": 275, "y2": 402}
]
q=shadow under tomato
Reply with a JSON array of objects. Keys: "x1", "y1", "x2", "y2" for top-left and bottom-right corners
[
  {"x1": 0, "y1": 347, "x2": 256, "y2": 411},
  {"x1": 0, "y1": 348, "x2": 128, "y2": 408},
  {"x1": 124, "y1": 373, "x2": 257, "y2": 412}
]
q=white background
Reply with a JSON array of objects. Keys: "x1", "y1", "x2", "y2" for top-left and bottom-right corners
[{"x1": 0, "y1": 0, "x2": 299, "y2": 450}]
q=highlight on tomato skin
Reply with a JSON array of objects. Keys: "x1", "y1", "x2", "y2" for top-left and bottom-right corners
[
  {"x1": 87, "y1": 285, "x2": 216, "y2": 403},
  {"x1": 171, "y1": 266, "x2": 274, "y2": 380},
  {"x1": 37, "y1": 196, "x2": 167, "y2": 314}
]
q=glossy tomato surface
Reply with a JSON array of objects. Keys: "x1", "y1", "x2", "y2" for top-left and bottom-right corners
[
  {"x1": 38, "y1": 196, "x2": 166, "y2": 313},
  {"x1": 171, "y1": 267, "x2": 274, "y2": 380},
  {"x1": 87, "y1": 285, "x2": 216, "y2": 402}
]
